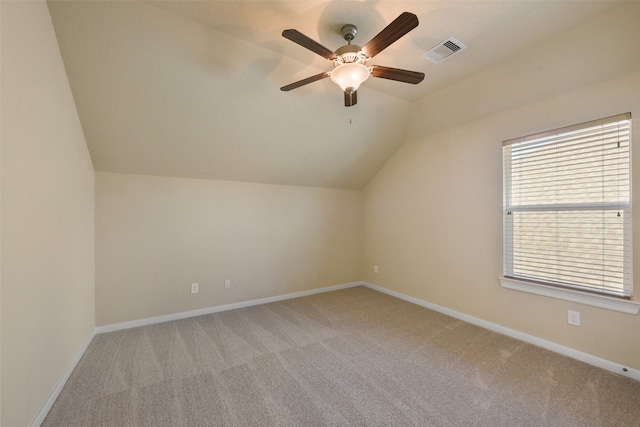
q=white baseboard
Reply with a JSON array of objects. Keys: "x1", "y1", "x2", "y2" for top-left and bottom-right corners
[
  {"x1": 30, "y1": 328, "x2": 97, "y2": 427},
  {"x1": 96, "y1": 281, "x2": 362, "y2": 334},
  {"x1": 362, "y1": 282, "x2": 640, "y2": 382}
]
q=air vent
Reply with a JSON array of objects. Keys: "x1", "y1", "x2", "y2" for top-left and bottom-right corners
[{"x1": 424, "y1": 37, "x2": 467, "y2": 64}]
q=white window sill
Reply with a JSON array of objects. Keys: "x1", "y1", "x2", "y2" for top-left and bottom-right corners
[{"x1": 499, "y1": 277, "x2": 640, "y2": 315}]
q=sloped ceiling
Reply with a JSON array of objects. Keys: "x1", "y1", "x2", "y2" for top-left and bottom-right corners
[{"x1": 47, "y1": 0, "x2": 629, "y2": 190}]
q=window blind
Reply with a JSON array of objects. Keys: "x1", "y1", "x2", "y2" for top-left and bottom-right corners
[{"x1": 503, "y1": 113, "x2": 631, "y2": 298}]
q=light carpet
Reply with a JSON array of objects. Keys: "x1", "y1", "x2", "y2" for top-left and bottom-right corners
[{"x1": 43, "y1": 286, "x2": 640, "y2": 426}]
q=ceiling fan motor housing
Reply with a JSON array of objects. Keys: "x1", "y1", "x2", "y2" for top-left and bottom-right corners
[
  {"x1": 335, "y1": 44, "x2": 365, "y2": 64},
  {"x1": 336, "y1": 24, "x2": 367, "y2": 64}
]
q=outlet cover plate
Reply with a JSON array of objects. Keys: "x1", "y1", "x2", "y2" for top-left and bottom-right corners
[{"x1": 568, "y1": 310, "x2": 580, "y2": 326}]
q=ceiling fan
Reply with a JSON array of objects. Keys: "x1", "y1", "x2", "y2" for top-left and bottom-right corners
[{"x1": 280, "y1": 12, "x2": 425, "y2": 107}]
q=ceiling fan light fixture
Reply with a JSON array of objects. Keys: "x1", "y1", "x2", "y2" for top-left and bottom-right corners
[{"x1": 330, "y1": 62, "x2": 370, "y2": 92}]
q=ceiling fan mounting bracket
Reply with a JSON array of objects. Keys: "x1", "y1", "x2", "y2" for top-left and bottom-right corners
[{"x1": 340, "y1": 24, "x2": 358, "y2": 42}]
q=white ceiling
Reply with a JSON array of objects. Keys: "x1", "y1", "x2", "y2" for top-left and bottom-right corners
[{"x1": 47, "y1": 0, "x2": 630, "y2": 190}]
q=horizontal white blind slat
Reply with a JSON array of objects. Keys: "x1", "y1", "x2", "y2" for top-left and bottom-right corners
[{"x1": 504, "y1": 113, "x2": 631, "y2": 146}]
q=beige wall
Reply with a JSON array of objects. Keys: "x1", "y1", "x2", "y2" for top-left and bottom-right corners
[
  {"x1": 1, "y1": 2, "x2": 96, "y2": 426},
  {"x1": 363, "y1": 69, "x2": 640, "y2": 369},
  {"x1": 1, "y1": 1, "x2": 638, "y2": 424},
  {"x1": 96, "y1": 172, "x2": 361, "y2": 325}
]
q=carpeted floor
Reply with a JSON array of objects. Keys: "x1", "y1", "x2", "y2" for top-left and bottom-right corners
[{"x1": 43, "y1": 286, "x2": 640, "y2": 426}]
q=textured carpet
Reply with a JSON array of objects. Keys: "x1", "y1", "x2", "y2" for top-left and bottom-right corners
[{"x1": 43, "y1": 286, "x2": 640, "y2": 426}]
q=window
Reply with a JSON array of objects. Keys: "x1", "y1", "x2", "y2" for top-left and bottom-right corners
[{"x1": 503, "y1": 113, "x2": 632, "y2": 299}]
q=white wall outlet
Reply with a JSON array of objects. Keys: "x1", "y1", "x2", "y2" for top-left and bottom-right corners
[
  {"x1": 374, "y1": 265, "x2": 379, "y2": 274},
  {"x1": 191, "y1": 283, "x2": 199, "y2": 294},
  {"x1": 224, "y1": 279, "x2": 231, "y2": 289},
  {"x1": 568, "y1": 310, "x2": 580, "y2": 326}
]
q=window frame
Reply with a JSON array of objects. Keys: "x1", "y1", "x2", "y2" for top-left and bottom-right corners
[{"x1": 500, "y1": 113, "x2": 639, "y2": 314}]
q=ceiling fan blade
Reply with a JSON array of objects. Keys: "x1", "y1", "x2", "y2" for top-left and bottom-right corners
[
  {"x1": 282, "y1": 29, "x2": 337, "y2": 60},
  {"x1": 361, "y1": 12, "x2": 419, "y2": 59},
  {"x1": 280, "y1": 71, "x2": 331, "y2": 91},
  {"x1": 344, "y1": 90, "x2": 357, "y2": 107},
  {"x1": 371, "y1": 65, "x2": 424, "y2": 84}
]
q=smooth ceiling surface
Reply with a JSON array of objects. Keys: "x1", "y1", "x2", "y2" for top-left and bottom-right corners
[{"x1": 47, "y1": 0, "x2": 624, "y2": 190}]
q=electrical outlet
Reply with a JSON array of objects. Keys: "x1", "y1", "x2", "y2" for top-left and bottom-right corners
[
  {"x1": 568, "y1": 310, "x2": 580, "y2": 326},
  {"x1": 191, "y1": 283, "x2": 199, "y2": 294},
  {"x1": 374, "y1": 265, "x2": 379, "y2": 274},
  {"x1": 224, "y1": 279, "x2": 231, "y2": 289}
]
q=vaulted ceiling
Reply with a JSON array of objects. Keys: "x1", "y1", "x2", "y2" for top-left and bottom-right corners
[{"x1": 47, "y1": 0, "x2": 634, "y2": 190}]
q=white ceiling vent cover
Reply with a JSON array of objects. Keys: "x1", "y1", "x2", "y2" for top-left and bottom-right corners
[{"x1": 424, "y1": 37, "x2": 467, "y2": 64}]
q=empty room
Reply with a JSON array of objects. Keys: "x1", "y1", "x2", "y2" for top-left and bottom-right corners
[{"x1": 2, "y1": 1, "x2": 640, "y2": 426}]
